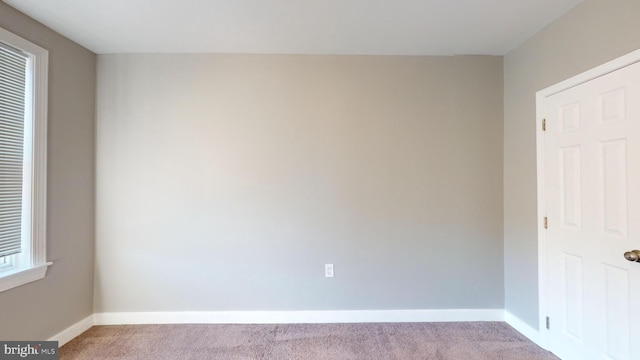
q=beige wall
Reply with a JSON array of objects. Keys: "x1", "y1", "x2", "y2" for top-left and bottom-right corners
[
  {"x1": 504, "y1": 0, "x2": 640, "y2": 328},
  {"x1": 0, "y1": 3, "x2": 96, "y2": 340},
  {"x1": 95, "y1": 54, "x2": 504, "y2": 312}
]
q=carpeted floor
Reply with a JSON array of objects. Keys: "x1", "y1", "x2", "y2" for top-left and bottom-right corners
[{"x1": 60, "y1": 322, "x2": 559, "y2": 360}]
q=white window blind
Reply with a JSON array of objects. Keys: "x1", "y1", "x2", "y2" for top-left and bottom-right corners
[
  {"x1": 0, "y1": 26, "x2": 49, "y2": 292},
  {"x1": 0, "y1": 42, "x2": 27, "y2": 258}
]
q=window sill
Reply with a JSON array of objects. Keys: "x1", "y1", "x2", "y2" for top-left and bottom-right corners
[{"x1": 0, "y1": 262, "x2": 52, "y2": 293}]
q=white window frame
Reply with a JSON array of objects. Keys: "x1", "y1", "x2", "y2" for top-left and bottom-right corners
[{"x1": 0, "y1": 27, "x2": 50, "y2": 292}]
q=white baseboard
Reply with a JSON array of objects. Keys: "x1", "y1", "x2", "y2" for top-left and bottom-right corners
[
  {"x1": 48, "y1": 315, "x2": 95, "y2": 346},
  {"x1": 504, "y1": 311, "x2": 547, "y2": 350},
  {"x1": 48, "y1": 310, "x2": 547, "y2": 350},
  {"x1": 53, "y1": 310, "x2": 517, "y2": 345},
  {"x1": 94, "y1": 309, "x2": 504, "y2": 325}
]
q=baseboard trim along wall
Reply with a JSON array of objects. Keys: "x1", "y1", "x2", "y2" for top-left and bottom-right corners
[
  {"x1": 93, "y1": 309, "x2": 504, "y2": 325},
  {"x1": 51, "y1": 309, "x2": 547, "y2": 348},
  {"x1": 48, "y1": 315, "x2": 94, "y2": 346}
]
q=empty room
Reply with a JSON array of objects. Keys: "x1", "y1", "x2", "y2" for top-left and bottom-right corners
[{"x1": 0, "y1": 0, "x2": 639, "y2": 359}]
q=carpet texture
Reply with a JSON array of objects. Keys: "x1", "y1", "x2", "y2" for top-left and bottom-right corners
[{"x1": 60, "y1": 322, "x2": 558, "y2": 360}]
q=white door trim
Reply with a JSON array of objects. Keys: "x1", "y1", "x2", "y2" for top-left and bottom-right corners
[{"x1": 535, "y1": 48, "x2": 640, "y2": 351}]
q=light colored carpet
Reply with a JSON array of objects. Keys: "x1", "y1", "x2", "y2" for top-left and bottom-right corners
[{"x1": 60, "y1": 322, "x2": 558, "y2": 360}]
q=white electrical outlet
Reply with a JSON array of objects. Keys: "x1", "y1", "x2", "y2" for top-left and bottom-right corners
[{"x1": 325, "y1": 264, "x2": 334, "y2": 278}]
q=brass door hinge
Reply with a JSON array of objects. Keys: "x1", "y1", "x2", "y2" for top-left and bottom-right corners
[
  {"x1": 542, "y1": 118, "x2": 546, "y2": 131},
  {"x1": 544, "y1": 217, "x2": 548, "y2": 229},
  {"x1": 546, "y1": 316, "x2": 550, "y2": 329}
]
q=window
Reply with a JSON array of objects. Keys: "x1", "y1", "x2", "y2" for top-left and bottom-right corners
[{"x1": 0, "y1": 27, "x2": 49, "y2": 292}]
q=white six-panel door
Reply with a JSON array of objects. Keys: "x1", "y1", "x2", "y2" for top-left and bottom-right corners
[{"x1": 542, "y1": 60, "x2": 640, "y2": 360}]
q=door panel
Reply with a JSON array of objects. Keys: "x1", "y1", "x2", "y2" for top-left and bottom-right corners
[
  {"x1": 599, "y1": 139, "x2": 628, "y2": 237},
  {"x1": 603, "y1": 265, "x2": 629, "y2": 360},
  {"x1": 560, "y1": 146, "x2": 582, "y2": 228},
  {"x1": 563, "y1": 253, "x2": 584, "y2": 340}
]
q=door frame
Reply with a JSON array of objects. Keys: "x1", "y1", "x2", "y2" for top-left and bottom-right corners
[{"x1": 535, "y1": 49, "x2": 640, "y2": 351}]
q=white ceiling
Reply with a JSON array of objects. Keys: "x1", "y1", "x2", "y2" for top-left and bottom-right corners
[{"x1": 3, "y1": 0, "x2": 583, "y2": 55}]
